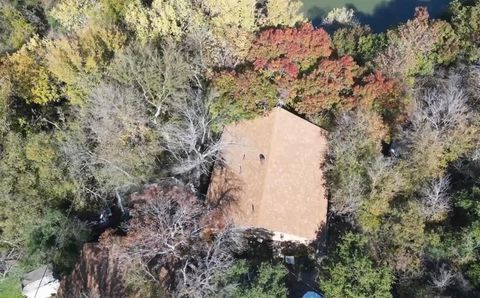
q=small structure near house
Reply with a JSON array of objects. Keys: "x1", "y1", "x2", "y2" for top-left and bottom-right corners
[
  {"x1": 22, "y1": 265, "x2": 59, "y2": 298},
  {"x1": 208, "y1": 108, "x2": 328, "y2": 243}
]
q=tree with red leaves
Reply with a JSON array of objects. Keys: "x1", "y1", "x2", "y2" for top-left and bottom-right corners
[
  {"x1": 355, "y1": 71, "x2": 402, "y2": 114},
  {"x1": 247, "y1": 23, "x2": 332, "y2": 79},
  {"x1": 212, "y1": 23, "x2": 401, "y2": 124},
  {"x1": 291, "y1": 56, "x2": 359, "y2": 115}
]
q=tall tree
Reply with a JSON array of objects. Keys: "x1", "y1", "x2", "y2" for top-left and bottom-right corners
[
  {"x1": 321, "y1": 233, "x2": 393, "y2": 298},
  {"x1": 376, "y1": 7, "x2": 460, "y2": 83}
]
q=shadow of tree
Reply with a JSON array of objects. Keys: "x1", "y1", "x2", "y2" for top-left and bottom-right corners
[
  {"x1": 206, "y1": 162, "x2": 244, "y2": 209},
  {"x1": 308, "y1": 0, "x2": 451, "y2": 32}
]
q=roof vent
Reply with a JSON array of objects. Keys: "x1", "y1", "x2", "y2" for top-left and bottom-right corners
[{"x1": 259, "y1": 154, "x2": 265, "y2": 164}]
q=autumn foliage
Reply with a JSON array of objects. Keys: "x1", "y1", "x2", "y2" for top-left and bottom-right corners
[
  {"x1": 247, "y1": 23, "x2": 332, "y2": 77},
  {"x1": 376, "y1": 7, "x2": 461, "y2": 82},
  {"x1": 214, "y1": 23, "x2": 400, "y2": 121}
]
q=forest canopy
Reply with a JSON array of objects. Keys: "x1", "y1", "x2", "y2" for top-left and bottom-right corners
[{"x1": 1, "y1": 0, "x2": 480, "y2": 297}]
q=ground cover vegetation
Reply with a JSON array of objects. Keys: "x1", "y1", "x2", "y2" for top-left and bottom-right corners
[{"x1": 1, "y1": 0, "x2": 480, "y2": 297}]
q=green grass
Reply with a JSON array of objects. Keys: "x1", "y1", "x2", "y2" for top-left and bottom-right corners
[{"x1": 0, "y1": 276, "x2": 23, "y2": 298}]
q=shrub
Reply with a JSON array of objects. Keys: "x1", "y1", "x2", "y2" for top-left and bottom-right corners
[
  {"x1": 0, "y1": 3, "x2": 34, "y2": 53},
  {"x1": 228, "y1": 260, "x2": 289, "y2": 298},
  {"x1": 321, "y1": 233, "x2": 393, "y2": 298},
  {"x1": 26, "y1": 210, "x2": 90, "y2": 275}
]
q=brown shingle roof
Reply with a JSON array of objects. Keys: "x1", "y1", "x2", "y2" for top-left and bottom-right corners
[{"x1": 208, "y1": 108, "x2": 328, "y2": 241}]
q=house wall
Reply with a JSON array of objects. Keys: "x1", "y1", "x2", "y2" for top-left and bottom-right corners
[{"x1": 271, "y1": 231, "x2": 310, "y2": 244}]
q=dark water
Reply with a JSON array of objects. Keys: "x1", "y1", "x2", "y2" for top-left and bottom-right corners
[{"x1": 303, "y1": 0, "x2": 452, "y2": 32}]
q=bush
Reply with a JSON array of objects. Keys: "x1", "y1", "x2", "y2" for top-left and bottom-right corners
[
  {"x1": 0, "y1": 275, "x2": 23, "y2": 298},
  {"x1": 26, "y1": 210, "x2": 90, "y2": 275},
  {"x1": 321, "y1": 233, "x2": 393, "y2": 298},
  {"x1": 228, "y1": 260, "x2": 289, "y2": 298},
  {"x1": 0, "y1": 3, "x2": 34, "y2": 53}
]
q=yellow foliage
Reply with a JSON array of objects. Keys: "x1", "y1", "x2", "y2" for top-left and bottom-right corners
[
  {"x1": 204, "y1": 0, "x2": 257, "y2": 58},
  {"x1": 50, "y1": 0, "x2": 129, "y2": 31},
  {"x1": 206, "y1": 0, "x2": 257, "y2": 32},
  {"x1": 264, "y1": 0, "x2": 305, "y2": 27},
  {"x1": 204, "y1": 0, "x2": 304, "y2": 59},
  {"x1": 49, "y1": 0, "x2": 98, "y2": 31},
  {"x1": 78, "y1": 26, "x2": 126, "y2": 70},
  {"x1": 31, "y1": 71, "x2": 59, "y2": 105},
  {"x1": 0, "y1": 2, "x2": 34, "y2": 51},
  {"x1": 125, "y1": 0, "x2": 205, "y2": 43},
  {"x1": 2, "y1": 38, "x2": 60, "y2": 105},
  {"x1": 124, "y1": 0, "x2": 305, "y2": 61},
  {"x1": 45, "y1": 26, "x2": 126, "y2": 104},
  {"x1": 45, "y1": 38, "x2": 83, "y2": 86},
  {"x1": 25, "y1": 137, "x2": 56, "y2": 164}
]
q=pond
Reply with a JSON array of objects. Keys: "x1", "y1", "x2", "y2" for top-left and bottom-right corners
[{"x1": 303, "y1": 0, "x2": 451, "y2": 32}]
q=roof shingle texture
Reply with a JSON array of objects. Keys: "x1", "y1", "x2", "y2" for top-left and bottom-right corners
[{"x1": 209, "y1": 108, "x2": 328, "y2": 240}]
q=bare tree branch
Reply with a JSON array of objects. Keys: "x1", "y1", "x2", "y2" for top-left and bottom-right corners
[
  {"x1": 59, "y1": 82, "x2": 160, "y2": 198},
  {"x1": 419, "y1": 176, "x2": 451, "y2": 221},
  {"x1": 175, "y1": 229, "x2": 242, "y2": 298},
  {"x1": 430, "y1": 264, "x2": 455, "y2": 291},
  {"x1": 159, "y1": 90, "x2": 227, "y2": 180},
  {"x1": 112, "y1": 182, "x2": 242, "y2": 296},
  {"x1": 411, "y1": 74, "x2": 469, "y2": 133},
  {"x1": 109, "y1": 42, "x2": 194, "y2": 120},
  {"x1": 0, "y1": 248, "x2": 19, "y2": 279}
]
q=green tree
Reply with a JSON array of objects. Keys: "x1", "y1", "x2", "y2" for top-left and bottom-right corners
[
  {"x1": 376, "y1": 7, "x2": 460, "y2": 83},
  {"x1": 328, "y1": 110, "x2": 399, "y2": 228},
  {"x1": 332, "y1": 25, "x2": 386, "y2": 64},
  {"x1": 228, "y1": 260, "x2": 289, "y2": 298},
  {"x1": 376, "y1": 202, "x2": 428, "y2": 277},
  {"x1": 450, "y1": 0, "x2": 480, "y2": 61},
  {"x1": 0, "y1": 2, "x2": 34, "y2": 53},
  {"x1": 321, "y1": 233, "x2": 393, "y2": 298},
  {"x1": 211, "y1": 70, "x2": 279, "y2": 124},
  {"x1": 0, "y1": 132, "x2": 76, "y2": 250},
  {"x1": 456, "y1": 186, "x2": 480, "y2": 224},
  {"x1": 0, "y1": 78, "x2": 11, "y2": 134},
  {"x1": 400, "y1": 73, "x2": 478, "y2": 185},
  {"x1": 0, "y1": 275, "x2": 23, "y2": 298},
  {"x1": 26, "y1": 210, "x2": 90, "y2": 275}
]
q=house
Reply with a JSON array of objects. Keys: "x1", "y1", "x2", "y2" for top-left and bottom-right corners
[{"x1": 208, "y1": 107, "x2": 328, "y2": 243}]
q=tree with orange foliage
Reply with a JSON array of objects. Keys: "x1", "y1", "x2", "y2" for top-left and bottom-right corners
[
  {"x1": 247, "y1": 23, "x2": 332, "y2": 78},
  {"x1": 291, "y1": 56, "x2": 359, "y2": 115},
  {"x1": 213, "y1": 23, "x2": 401, "y2": 123}
]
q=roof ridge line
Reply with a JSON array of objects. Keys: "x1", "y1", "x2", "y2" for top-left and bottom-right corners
[{"x1": 256, "y1": 108, "x2": 280, "y2": 228}]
